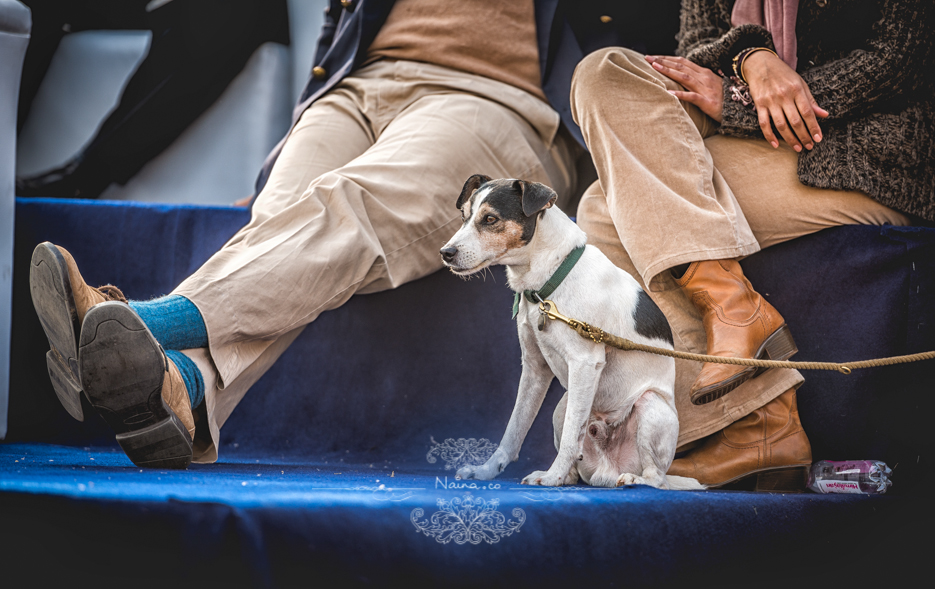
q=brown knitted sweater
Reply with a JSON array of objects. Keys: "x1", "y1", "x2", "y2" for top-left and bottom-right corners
[{"x1": 678, "y1": 0, "x2": 935, "y2": 221}]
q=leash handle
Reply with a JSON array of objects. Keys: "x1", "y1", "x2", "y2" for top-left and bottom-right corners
[{"x1": 537, "y1": 300, "x2": 935, "y2": 374}]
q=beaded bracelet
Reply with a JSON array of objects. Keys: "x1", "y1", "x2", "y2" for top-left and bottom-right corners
[{"x1": 732, "y1": 46, "x2": 778, "y2": 84}]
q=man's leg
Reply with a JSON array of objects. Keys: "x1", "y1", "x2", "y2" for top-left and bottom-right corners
[
  {"x1": 37, "y1": 61, "x2": 575, "y2": 466},
  {"x1": 137, "y1": 61, "x2": 576, "y2": 462},
  {"x1": 31, "y1": 81, "x2": 376, "y2": 466}
]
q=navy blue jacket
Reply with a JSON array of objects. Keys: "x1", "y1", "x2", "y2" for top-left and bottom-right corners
[{"x1": 255, "y1": 0, "x2": 679, "y2": 193}]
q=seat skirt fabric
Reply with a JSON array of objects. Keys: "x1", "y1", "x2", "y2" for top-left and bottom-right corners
[{"x1": 3, "y1": 198, "x2": 933, "y2": 585}]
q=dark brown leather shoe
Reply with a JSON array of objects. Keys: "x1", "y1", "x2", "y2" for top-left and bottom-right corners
[
  {"x1": 29, "y1": 242, "x2": 127, "y2": 421},
  {"x1": 667, "y1": 388, "x2": 812, "y2": 491},
  {"x1": 676, "y1": 259, "x2": 797, "y2": 404},
  {"x1": 79, "y1": 302, "x2": 193, "y2": 469}
]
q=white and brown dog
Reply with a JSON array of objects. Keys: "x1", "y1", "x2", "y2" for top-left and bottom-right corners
[{"x1": 440, "y1": 175, "x2": 703, "y2": 490}]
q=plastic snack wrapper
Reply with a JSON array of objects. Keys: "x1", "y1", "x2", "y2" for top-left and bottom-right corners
[{"x1": 806, "y1": 460, "x2": 893, "y2": 495}]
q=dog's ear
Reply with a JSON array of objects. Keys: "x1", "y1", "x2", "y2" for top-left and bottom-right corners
[
  {"x1": 456, "y1": 174, "x2": 492, "y2": 210},
  {"x1": 516, "y1": 180, "x2": 557, "y2": 217}
]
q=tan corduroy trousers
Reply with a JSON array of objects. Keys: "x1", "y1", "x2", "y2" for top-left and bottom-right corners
[
  {"x1": 571, "y1": 48, "x2": 910, "y2": 449},
  {"x1": 172, "y1": 60, "x2": 579, "y2": 462}
]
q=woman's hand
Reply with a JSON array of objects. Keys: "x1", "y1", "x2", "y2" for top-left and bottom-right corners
[
  {"x1": 646, "y1": 55, "x2": 725, "y2": 122},
  {"x1": 741, "y1": 50, "x2": 829, "y2": 151}
]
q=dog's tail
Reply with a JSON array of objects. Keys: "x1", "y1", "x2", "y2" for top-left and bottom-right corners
[{"x1": 666, "y1": 475, "x2": 706, "y2": 491}]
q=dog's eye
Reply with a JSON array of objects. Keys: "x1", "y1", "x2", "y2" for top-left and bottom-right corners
[{"x1": 483, "y1": 215, "x2": 498, "y2": 225}]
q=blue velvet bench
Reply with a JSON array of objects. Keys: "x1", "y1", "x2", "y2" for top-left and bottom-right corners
[{"x1": 2, "y1": 197, "x2": 933, "y2": 587}]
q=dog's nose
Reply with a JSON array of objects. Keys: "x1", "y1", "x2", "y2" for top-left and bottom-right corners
[{"x1": 440, "y1": 246, "x2": 458, "y2": 262}]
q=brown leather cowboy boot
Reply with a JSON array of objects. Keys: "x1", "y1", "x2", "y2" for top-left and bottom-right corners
[
  {"x1": 30, "y1": 242, "x2": 127, "y2": 421},
  {"x1": 675, "y1": 259, "x2": 797, "y2": 404},
  {"x1": 668, "y1": 388, "x2": 812, "y2": 490}
]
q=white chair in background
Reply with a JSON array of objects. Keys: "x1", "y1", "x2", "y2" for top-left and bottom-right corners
[
  {"x1": 16, "y1": 0, "x2": 325, "y2": 206},
  {"x1": 0, "y1": 0, "x2": 31, "y2": 439}
]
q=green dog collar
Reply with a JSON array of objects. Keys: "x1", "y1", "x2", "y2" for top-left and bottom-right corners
[{"x1": 512, "y1": 246, "x2": 585, "y2": 319}]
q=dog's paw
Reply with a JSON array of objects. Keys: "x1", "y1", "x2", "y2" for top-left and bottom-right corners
[
  {"x1": 456, "y1": 462, "x2": 498, "y2": 481},
  {"x1": 615, "y1": 472, "x2": 648, "y2": 487},
  {"x1": 456, "y1": 464, "x2": 481, "y2": 480},
  {"x1": 457, "y1": 449, "x2": 509, "y2": 480},
  {"x1": 521, "y1": 470, "x2": 565, "y2": 487}
]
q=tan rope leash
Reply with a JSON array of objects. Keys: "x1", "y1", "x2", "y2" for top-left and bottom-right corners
[{"x1": 537, "y1": 300, "x2": 935, "y2": 375}]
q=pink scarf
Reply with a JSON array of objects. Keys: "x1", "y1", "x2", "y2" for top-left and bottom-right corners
[{"x1": 731, "y1": 0, "x2": 799, "y2": 69}]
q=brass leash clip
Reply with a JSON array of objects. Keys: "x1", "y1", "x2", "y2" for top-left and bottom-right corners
[
  {"x1": 538, "y1": 299, "x2": 605, "y2": 343},
  {"x1": 537, "y1": 299, "x2": 578, "y2": 328}
]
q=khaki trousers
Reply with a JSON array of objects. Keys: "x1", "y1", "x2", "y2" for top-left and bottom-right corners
[
  {"x1": 173, "y1": 60, "x2": 579, "y2": 462},
  {"x1": 571, "y1": 48, "x2": 910, "y2": 448}
]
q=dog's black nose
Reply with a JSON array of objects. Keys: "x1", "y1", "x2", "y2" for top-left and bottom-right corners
[{"x1": 440, "y1": 246, "x2": 458, "y2": 262}]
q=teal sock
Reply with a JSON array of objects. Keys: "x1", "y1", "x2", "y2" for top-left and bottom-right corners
[
  {"x1": 164, "y1": 349, "x2": 205, "y2": 409},
  {"x1": 129, "y1": 294, "x2": 208, "y2": 350}
]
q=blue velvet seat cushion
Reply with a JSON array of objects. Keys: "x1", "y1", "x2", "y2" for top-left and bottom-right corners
[{"x1": 3, "y1": 198, "x2": 933, "y2": 585}]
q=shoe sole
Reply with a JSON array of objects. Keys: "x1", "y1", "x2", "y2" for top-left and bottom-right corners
[
  {"x1": 79, "y1": 302, "x2": 192, "y2": 469},
  {"x1": 29, "y1": 242, "x2": 85, "y2": 421},
  {"x1": 710, "y1": 464, "x2": 810, "y2": 493},
  {"x1": 691, "y1": 324, "x2": 798, "y2": 405}
]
